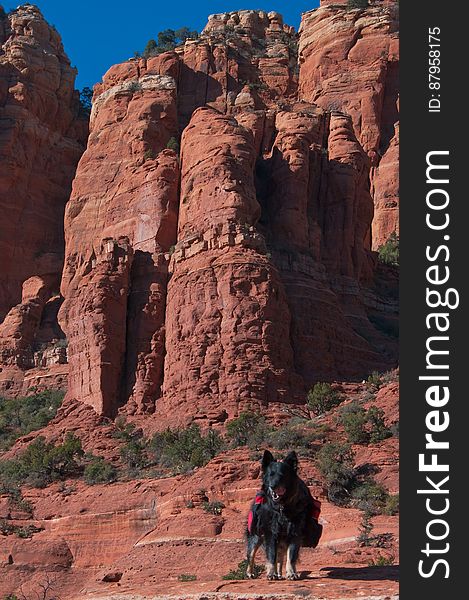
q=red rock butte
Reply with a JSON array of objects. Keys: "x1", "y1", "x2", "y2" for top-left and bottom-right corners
[{"x1": 0, "y1": 2, "x2": 399, "y2": 424}]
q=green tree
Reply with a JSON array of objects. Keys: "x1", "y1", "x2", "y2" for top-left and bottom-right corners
[
  {"x1": 378, "y1": 232, "x2": 399, "y2": 266},
  {"x1": 79, "y1": 87, "x2": 93, "y2": 117},
  {"x1": 143, "y1": 38, "x2": 158, "y2": 57},
  {"x1": 316, "y1": 442, "x2": 356, "y2": 504},
  {"x1": 225, "y1": 411, "x2": 270, "y2": 448},
  {"x1": 307, "y1": 382, "x2": 343, "y2": 416}
]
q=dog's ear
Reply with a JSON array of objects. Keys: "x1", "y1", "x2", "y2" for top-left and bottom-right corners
[
  {"x1": 261, "y1": 450, "x2": 275, "y2": 471},
  {"x1": 284, "y1": 451, "x2": 298, "y2": 472}
]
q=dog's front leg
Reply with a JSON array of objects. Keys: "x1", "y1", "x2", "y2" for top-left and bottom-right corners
[
  {"x1": 275, "y1": 543, "x2": 286, "y2": 579},
  {"x1": 286, "y1": 541, "x2": 300, "y2": 580},
  {"x1": 264, "y1": 535, "x2": 277, "y2": 580}
]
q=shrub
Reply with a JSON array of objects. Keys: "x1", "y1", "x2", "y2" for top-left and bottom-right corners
[
  {"x1": 84, "y1": 457, "x2": 117, "y2": 484},
  {"x1": 316, "y1": 443, "x2": 356, "y2": 504},
  {"x1": 142, "y1": 27, "x2": 199, "y2": 57},
  {"x1": 369, "y1": 553, "x2": 395, "y2": 567},
  {"x1": 339, "y1": 403, "x2": 392, "y2": 445},
  {"x1": 226, "y1": 411, "x2": 271, "y2": 449},
  {"x1": 149, "y1": 424, "x2": 225, "y2": 473},
  {"x1": 383, "y1": 493, "x2": 399, "y2": 516},
  {"x1": 0, "y1": 433, "x2": 84, "y2": 489},
  {"x1": 347, "y1": 0, "x2": 369, "y2": 9},
  {"x1": 79, "y1": 86, "x2": 93, "y2": 117},
  {"x1": 357, "y1": 510, "x2": 374, "y2": 546},
  {"x1": 222, "y1": 559, "x2": 265, "y2": 580},
  {"x1": 266, "y1": 424, "x2": 314, "y2": 452},
  {"x1": 144, "y1": 148, "x2": 156, "y2": 161},
  {"x1": 351, "y1": 480, "x2": 389, "y2": 514},
  {"x1": 0, "y1": 390, "x2": 65, "y2": 451},
  {"x1": 378, "y1": 232, "x2": 399, "y2": 266},
  {"x1": 307, "y1": 383, "x2": 343, "y2": 416},
  {"x1": 339, "y1": 403, "x2": 369, "y2": 444},
  {"x1": 202, "y1": 500, "x2": 225, "y2": 515},
  {"x1": 367, "y1": 406, "x2": 392, "y2": 443},
  {"x1": 178, "y1": 573, "x2": 197, "y2": 582},
  {"x1": 166, "y1": 137, "x2": 180, "y2": 152},
  {"x1": 367, "y1": 371, "x2": 382, "y2": 390}
]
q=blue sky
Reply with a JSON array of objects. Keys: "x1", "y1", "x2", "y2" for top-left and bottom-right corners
[{"x1": 7, "y1": 1, "x2": 320, "y2": 89}]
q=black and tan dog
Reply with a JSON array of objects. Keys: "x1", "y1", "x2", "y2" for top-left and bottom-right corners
[{"x1": 246, "y1": 450, "x2": 322, "y2": 580}]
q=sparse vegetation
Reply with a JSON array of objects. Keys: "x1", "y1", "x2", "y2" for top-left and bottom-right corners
[
  {"x1": 347, "y1": 0, "x2": 369, "y2": 9},
  {"x1": 142, "y1": 27, "x2": 199, "y2": 58},
  {"x1": 357, "y1": 510, "x2": 374, "y2": 546},
  {"x1": 226, "y1": 411, "x2": 271, "y2": 449},
  {"x1": 79, "y1": 86, "x2": 93, "y2": 117},
  {"x1": 383, "y1": 493, "x2": 399, "y2": 516},
  {"x1": 0, "y1": 432, "x2": 84, "y2": 489},
  {"x1": 166, "y1": 136, "x2": 180, "y2": 152},
  {"x1": 149, "y1": 424, "x2": 225, "y2": 473},
  {"x1": 84, "y1": 456, "x2": 117, "y2": 485},
  {"x1": 377, "y1": 232, "x2": 399, "y2": 266},
  {"x1": 316, "y1": 442, "x2": 356, "y2": 505},
  {"x1": 369, "y1": 553, "x2": 395, "y2": 567},
  {"x1": 202, "y1": 500, "x2": 225, "y2": 515},
  {"x1": 339, "y1": 403, "x2": 392, "y2": 445},
  {"x1": 143, "y1": 148, "x2": 156, "y2": 161},
  {"x1": 222, "y1": 559, "x2": 265, "y2": 580},
  {"x1": 351, "y1": 480, "x2": 389, "y2": 514},
  {"x1": 0, "y1": 390, "x2": 65, "y2": 451},
  {"x1": 178, "y1": 573, "x2": 197, "y2": 582},
  {"x1": 307, "y1": 382, "x2": 343, "y2": 416}
]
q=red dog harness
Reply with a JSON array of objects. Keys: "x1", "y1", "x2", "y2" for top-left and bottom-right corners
[{"x1": 247, "y1": 492, "x2": 321, "y2": 533}]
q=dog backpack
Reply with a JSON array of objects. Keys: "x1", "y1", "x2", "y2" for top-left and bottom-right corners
[
  {"x1": 303, "y1": 497, "x2": 323, "y2": 548},
  {"x1": 247, "y1": 491, "x2": 266, "y2": 534}
]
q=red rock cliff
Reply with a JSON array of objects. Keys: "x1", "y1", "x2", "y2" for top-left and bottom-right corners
[
  {"x1": 0, "y1": 5, "x2": 87, "y2": 394},
  {"x1": 298, "y1": 0, "x2": 399, "y2": 248},
  {"x1": 55, "y1": 7, "x2": 398, "y2": 421}
]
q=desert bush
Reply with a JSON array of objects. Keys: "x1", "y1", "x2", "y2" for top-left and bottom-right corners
[
  {"x1": 266, "y1": 424, "x2": 314, "y2": 452},
  {"x1": 166, "y1": 136, "x2": 180, "y2": 152},
  {"x1": 339, "y1": 403, "x2": 392, "y2": 445},
  {"x1": 142, "y1": 27, "x2": 199, "y2": 57},
  {"x1": 222, "y1": 559, "x2": 265, "y2": 580},
  {"x1": 144, "y1": 148, "x2": 156, "y2": 161},
  {"x1": 0, "y1": 390, "x2": 65, "y2": 450},
  {"x1": 351, "y1": 480, "x2": 389, "y2": 514},
  {"x1": 202, "y1": 500, "x2": 225, "y2": 515},
  {"x1": 307, "y1": 382, "x2": 343, "y2": 416},
  {"x1": 316, "y1": 442, "x2": 356, "y2": 504},
  {"x1": 149, "y1": 424, "x2": 225, "y2": 473},
  {"x1": 339, "y1": 403, "x2": 369, "y2": 444},
  {"x1": 378, "y1": 232, "x2": 399, "y2": 266},
  {"x1": 226, "y1": 411, "x2": 271, "y2": 448},
  {"x1": 84, "y1": 456, "x2": 117, "y2": 484},
  {"x1": 0, "y1": 433, "x2": 83, "y2": 488},
  {"x1": 178, "y1": 573, "x2": 197, "y2": 582},
  {"x1": 357, "y1": 510, "x2": 374, "y2": 546},
  {"x1": 368, "y1": 553, "x2": 395, "y2": 567},
  {"x1": 383, "y1": 493, "x2": 399, "y2": 516},
  {"x1": 367, "y1": 371, "x2": 383, "y2": 389},
  {"x1": 347, "y1": 0, "x2": 369, "y2": 9}
]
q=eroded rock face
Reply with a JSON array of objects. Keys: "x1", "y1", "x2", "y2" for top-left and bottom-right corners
[
  {"x1": 0, "y1": 5, "x2": 87, "y2": 393},
  {"x1": 298, "y1": 0, "x2": 399, "y2": 248},
  {"x1": 59, "y1": 71, "x2": 179, "y2": 416},
  {"x1": 158, "y1": 107, "x2": 301, "y2": 425}
]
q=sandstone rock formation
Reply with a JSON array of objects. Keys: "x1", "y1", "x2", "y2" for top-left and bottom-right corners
[
  {"x1": 298, "y1": 0, "x2": 399, "y2": 247},
  {"x1": 0, "y1": 5, "x2": 87, "y2": 393},
  {"x1": 50, "y1": 5, "x2": 399, "y2": 420},
  {"x1": 1, "y1": 4, "x2": 399, "y2": 423},
  {"x1": 59, "y1": 69, "x2": 179, "y2": 416}
]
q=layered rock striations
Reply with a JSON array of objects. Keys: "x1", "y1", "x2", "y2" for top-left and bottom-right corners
[
  {"x1": 0, "y1": 5, "x2": 87, "y2": 393},
  {"x1": 298, "y1": 0, "x2": 399, "y2": 247}
]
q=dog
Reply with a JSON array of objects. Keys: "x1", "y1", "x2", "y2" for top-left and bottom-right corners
[{"x1": 246, "y1": 449, "x2": 322, "y2": 580}]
